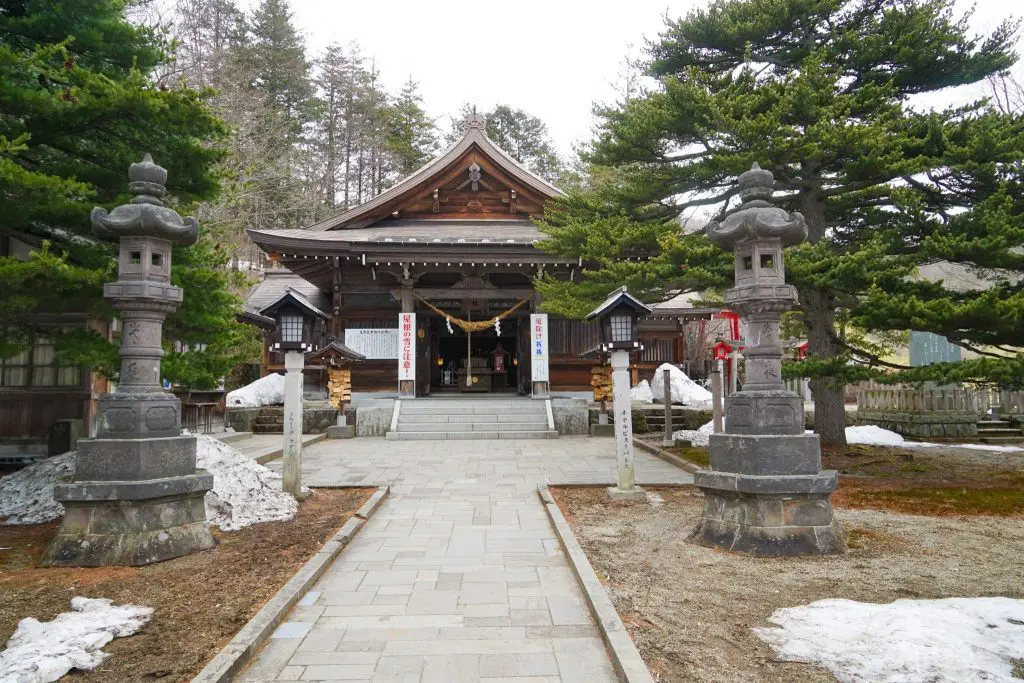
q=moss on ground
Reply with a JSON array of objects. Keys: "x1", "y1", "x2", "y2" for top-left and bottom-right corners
[{"x1": 842, "y1": 485, "x2": 1024, "y2": 517}]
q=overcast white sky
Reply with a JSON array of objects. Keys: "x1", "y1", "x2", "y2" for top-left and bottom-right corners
[{"x1": 267, "y1": 0, "x2": 1020, "y2": 155}]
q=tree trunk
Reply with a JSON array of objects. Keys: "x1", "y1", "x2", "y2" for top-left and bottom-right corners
[
  {"x1": 799, "y1": 167, "x2": 847, "y2": 445},
  {"x1": 802, "y1": 289, "x2": 847, "y2": 445}
]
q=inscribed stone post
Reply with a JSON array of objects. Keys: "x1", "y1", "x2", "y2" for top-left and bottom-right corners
[
  {"x1": 690, "y1": 163, "x2": 843, "y2": 557},
  {"x1": 662, "y1": 367, "x2": 674, "y2": 446},
  {"x1": 711, "y1": 363, "x2": 724, "y2": 433},
  {"x1": 282, "y1": 350, "x2": 304, "y2": 495},
  {"x1": 608, "y1": 349, "x2": 646, "y2": 500}
]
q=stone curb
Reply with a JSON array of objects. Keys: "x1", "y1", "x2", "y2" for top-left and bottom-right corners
[
  {"x1": 192, "y1": 484, "x2": 389, "y2": 683},
  {"x1": 253, "y1": 433, "x2": 327, "y2": 465},
  {"x1": 215, "y1": 431, "x2": 254, "y2": 444},
  {"x1": 634, "y1": 438, "x2": 701, "y2": 474},
  {"x1": 538, "y1": 485, "x2": 656, "y2": 683}
]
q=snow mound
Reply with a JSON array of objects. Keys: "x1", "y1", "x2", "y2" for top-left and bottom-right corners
[
  {"x1": 630, "y1": 380, "x2": 654, "y2": 403},
  {"x1": 226, "y1": 372, "x2": 285, "y2": 407},
  {"x1": 0, "y1": 597, "x2": 152, "y2": 683},
  {"x1": 195, "y1": 433, "x2": 300, "y2": 531},
  {"x1": 0, "y1": 435, "x2": 301, "y2": 531},
  {"x1": 673, "y1": 419, "x2": 716, "y2": 447},
  {"x1": 753, "y1": 597, "x2": 1024, "y2": 683},
  {"x1": 844, "y1": 425, "x2": 1023, "y2": 452},
  {"x1": 650, "y1": 363, "x2": 712, "y2": 407},
  {"x1": 0, "y1": 452, "x2": 73, "y2": 525},
  {"x1": 844, "y1": 425, "x2": 913, "y2": 447}
]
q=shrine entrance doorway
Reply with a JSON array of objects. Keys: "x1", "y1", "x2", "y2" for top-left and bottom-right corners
[{"x1": 429, "y1": 315, "x2": 522, "y2": 394}]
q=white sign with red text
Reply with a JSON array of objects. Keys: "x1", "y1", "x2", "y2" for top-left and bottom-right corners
[
  {"x1": 398, "y1": 313, "x2": 416, "y2": 381},
  {"x1": 530, "y1": 314, "x2": 548, "y2": 382}
]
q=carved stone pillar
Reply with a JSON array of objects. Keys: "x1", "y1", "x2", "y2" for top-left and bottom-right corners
[
  {"x1": 42, "y1": 154, "x2": 215, "y2": 567},
  {"x1": 691, "y1": 163, "x2": 842, "y2": 557}
]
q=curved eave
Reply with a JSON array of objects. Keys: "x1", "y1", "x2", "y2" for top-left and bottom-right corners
[
  {"x1": 304, "y1": 129, "x2": 564, "y2": 232},
  {"x1": 247, "y1": 229, "x2": 571, "y2": 262}
]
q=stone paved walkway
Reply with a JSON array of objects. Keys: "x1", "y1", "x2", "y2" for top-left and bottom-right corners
[{"x1": 239, "y1": 437, "x2": 691, "y2": 682}]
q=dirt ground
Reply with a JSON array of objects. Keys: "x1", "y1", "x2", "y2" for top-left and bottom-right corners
[
  {"x1": 0, "y1": 487, "x2": 372, "y2": 682},
  {"x1": 650, "y1": 440, "x2": 1024, "y2": 516},
  {"x1": 553, "y1": 473, "x2": 1024, "y2": 682}
]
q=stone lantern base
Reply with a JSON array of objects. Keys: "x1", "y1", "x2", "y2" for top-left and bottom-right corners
[
  {"x1": 40, "y1": 434, "x2": 215, "y2": 567},
  {"x1": 690, "y1": 433, "x2": 844, "y2": 557}
]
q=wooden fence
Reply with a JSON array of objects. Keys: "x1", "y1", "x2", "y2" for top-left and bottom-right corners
[{"x1": 856, "y1": 387, "x2": 1024, "y2": 415}]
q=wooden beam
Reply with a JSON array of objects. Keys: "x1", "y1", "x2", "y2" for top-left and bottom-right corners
[{"x1": 405, "y1": 287, "x2": 536, "y2": 300}]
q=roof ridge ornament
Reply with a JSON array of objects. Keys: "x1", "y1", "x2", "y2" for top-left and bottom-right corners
[{"x1": 463, "y1": 106, "x2": 487, "y2": 134}]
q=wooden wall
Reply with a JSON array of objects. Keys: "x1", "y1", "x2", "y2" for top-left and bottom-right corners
[{"x1": 0, "y1": 391, "x2": 89, "y2": 439}]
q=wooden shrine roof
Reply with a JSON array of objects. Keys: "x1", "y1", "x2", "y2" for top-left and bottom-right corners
[
  {"x1": 302, "y1": 118, "x2": 563, "y2": 233},
  {"x1": 248, "y1": 115, "x2": 564, "y2": 260}
]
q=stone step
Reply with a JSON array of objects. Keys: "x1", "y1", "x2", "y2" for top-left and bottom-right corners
[
  {"x1": 978, "y1": 420, "x2": 1013, "y2": 427},
  {"x1": 396, "y1": 421, "x2": 548, "y2": 433},
  {"x1": 975, "y1": 428, "x2": 1022, "y2": 437},
  {"x1": 980, "y1": 435, "x2": 1024, "y2": 444},
  {"x1": 398, "y1": 413, "x2": 547, "y2": 424},
  {"x1": 400, "y1": 405, "x2": 546, "y2": 416},
  {"x1": 385, "y1": 430, "x2": 558, "y2": 441}
]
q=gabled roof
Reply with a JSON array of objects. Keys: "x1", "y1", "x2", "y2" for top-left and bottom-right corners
[
  {"x1": 257, "y1": 285, "x2": 330, "y2": 320},
  {"x1": 310, "y1": 340, "x2": 366, "y2": 365},
  {"x1": 585, "y1": 286, "x2": 653, "y2": 321},
  {"x1": 304, "y1": 118, "x2": 564, "y2": 233},
  {"x1": 245, "y1": 270, "x2": 330, "y2": 313}
]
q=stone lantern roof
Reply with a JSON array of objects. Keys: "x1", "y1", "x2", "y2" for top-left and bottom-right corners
[
  {"x1": 706, "y1": 163, "x2": 807, "y2": 251},
  {"x1": 91, "y1": 154, "x2": 199, "y2": 245}
]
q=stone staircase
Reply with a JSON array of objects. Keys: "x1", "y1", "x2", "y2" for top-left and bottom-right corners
[
  {"x1": 386, "y1": 398, "x2": 557, "y2": 440},
  {"x1": 975, "y1": 418, "x2": 1024, "y2": 444}
]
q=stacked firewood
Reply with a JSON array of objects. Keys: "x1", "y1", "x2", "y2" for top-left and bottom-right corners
[
  {"x1": 327, "y1": 367, "x2": 352, "y2": 410},
  {"x1": 591, "y1": 365, "x2": 613, "y2": 403}
]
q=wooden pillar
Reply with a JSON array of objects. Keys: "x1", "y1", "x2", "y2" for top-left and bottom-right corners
[{"x1": 331, "y1": 261, "x2": 344, "y2": 340}]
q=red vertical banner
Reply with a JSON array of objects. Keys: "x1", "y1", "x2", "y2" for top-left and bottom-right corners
[{"x1": 398, "y1": 313, "x2": 416, "y2": 382}]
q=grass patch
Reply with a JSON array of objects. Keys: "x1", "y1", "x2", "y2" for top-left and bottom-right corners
[
  {"x1": 665, "y1": 445, "x2": 710, "y2": 467},
  {"x1": 843, "y1": 486, "x2": 1024, "y2": 517}
]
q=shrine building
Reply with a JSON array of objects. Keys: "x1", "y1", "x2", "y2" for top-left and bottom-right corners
[{"x1": 245, "y1": 115, "x2": 710, "y2": 398}]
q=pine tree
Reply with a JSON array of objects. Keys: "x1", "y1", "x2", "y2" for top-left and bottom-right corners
[
  {"x1": 232, "y1": 0, "x2": 312, "y2": 136},
  {"x1": 0, "y1": 0, "x2": 258, "y2": 388},
  {"x1": 536, "y1": 0, "x2": 1024, "y2": 444},
  {"x1": 385, "y1": 77, "x2": 438, "y2": 177}
]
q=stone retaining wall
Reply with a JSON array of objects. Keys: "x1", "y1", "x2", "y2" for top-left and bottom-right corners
[
  {"x1": 856, "y1": 410, "x2": 979, "y2": 439},
  {"x1": 225, "y1": 406, "x2": 342, "y2": 434}
]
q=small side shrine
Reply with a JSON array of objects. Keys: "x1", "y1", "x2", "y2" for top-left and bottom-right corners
[{"x1": 309, "y1": 341, "x2": 366, "y2": 411}]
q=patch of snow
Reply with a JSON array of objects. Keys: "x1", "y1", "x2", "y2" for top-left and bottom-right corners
[
  {"x1": 673, "y1": 419, "x2": 717, "y2": 447},
  {"x1": 194, "y1": 434, "x2": 302, "y2": 531},
  {"x1": 844, "y1": 425, "x2": 919, "y2": 447},
  {"x1": 956, "y1": 443, "x2": 1024, "y2": 453},
  {"x1": 650, "y1": 363, "x2": 712, "y2": 407},
  {"x1": 753, "y1": 597, "x2": 1024, "y2": 683},
  {"x1": 226, "y1": 372, "x2": 286, "y2": 407},
  {"x1": 630, "y1": 380, "x2": 654, "y2": 403},
  {"x1": 0, "y1": 435, "x2": 302, "y2": 531},
  {"x1": 844, "y1": 425, "x2": 1023, "y2": 452},
  {"x1": 0, "y1": 597, "x2": 152, "y2": 683},
  {"x1": 0, "y1": 452, "x2": 73, "y2": 525}
]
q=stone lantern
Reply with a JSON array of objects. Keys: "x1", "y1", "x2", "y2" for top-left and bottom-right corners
[
  {"x1": 691, "y1": 163, "x2": 843, "y2": 556},
  {"x1": 585, "y1": 287, "x2": 652, "y2": 501},
  {"x1": 41, "y1": 154, "x2": 215, "y2": 567}
]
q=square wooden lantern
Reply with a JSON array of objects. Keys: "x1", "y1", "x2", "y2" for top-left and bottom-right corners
[{"x1": 584, "y1": 286, "x2": 653, "y2": 352}]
